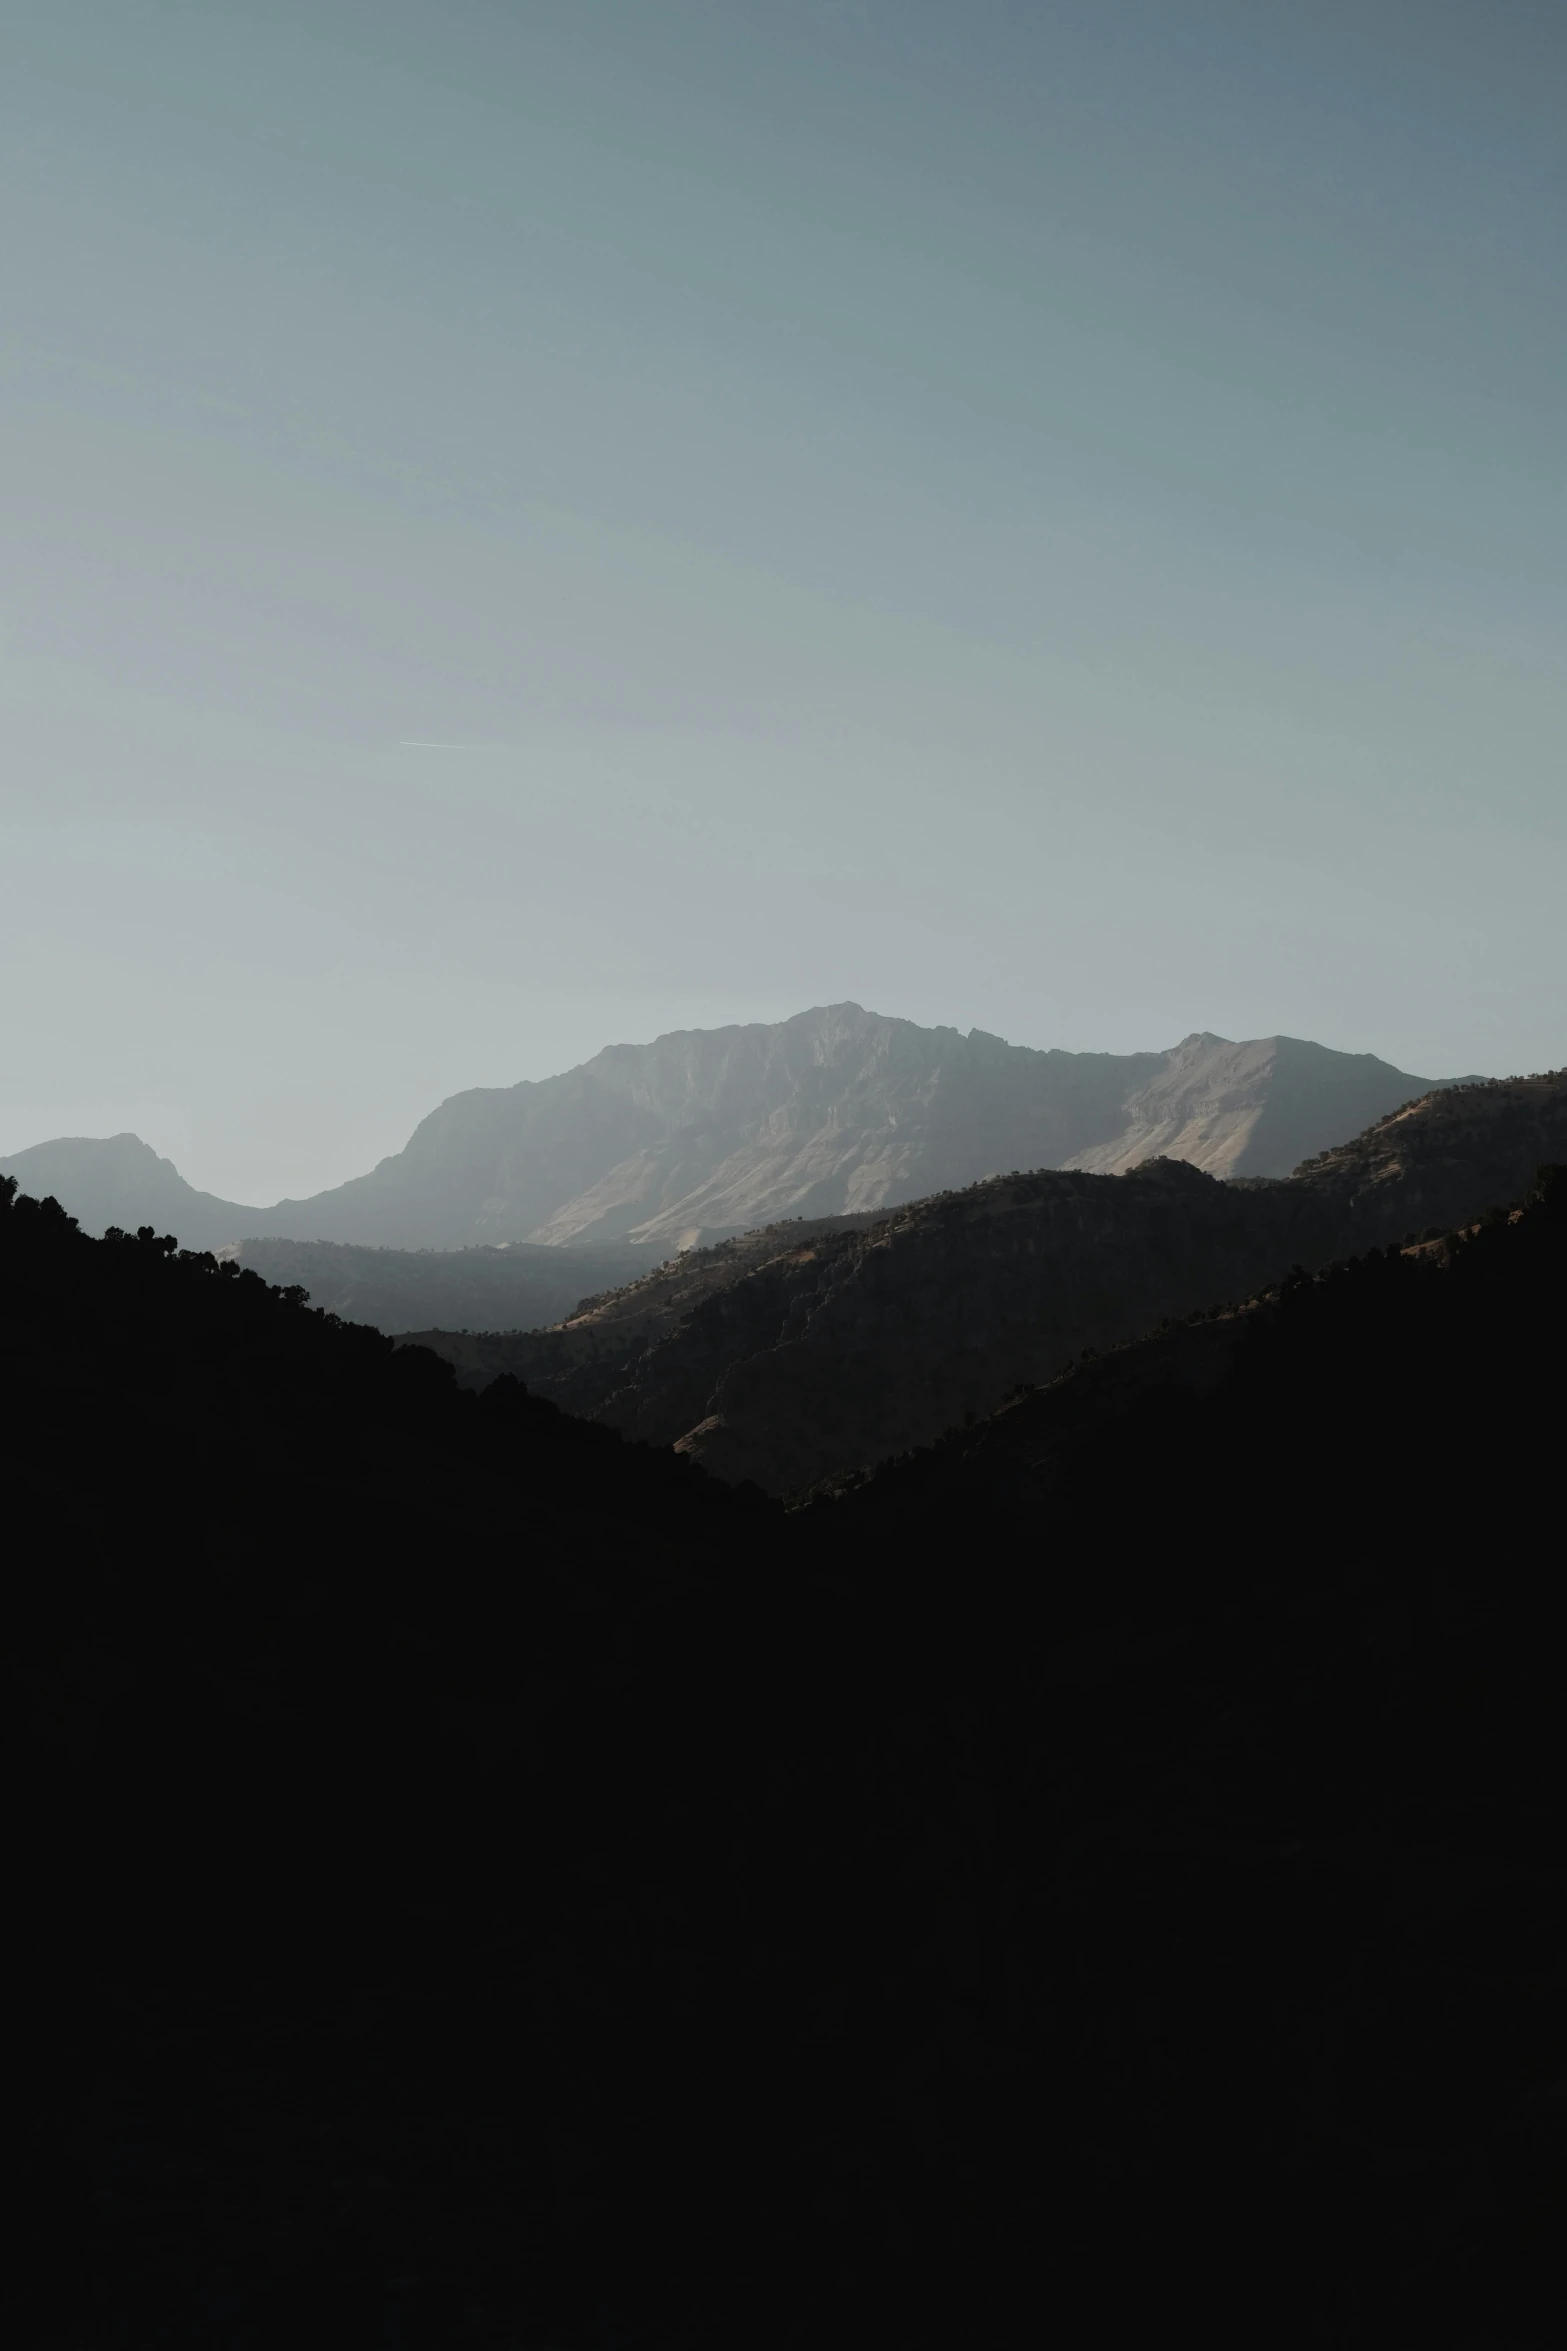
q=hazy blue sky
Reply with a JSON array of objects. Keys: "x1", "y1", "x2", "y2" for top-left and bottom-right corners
[{"x1": 4, "y1": 0, "x2": 1564, "y2": 1199}]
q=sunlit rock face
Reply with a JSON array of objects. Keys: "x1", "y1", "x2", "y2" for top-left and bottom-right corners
[
  {"x1": 218, "y1": 1004, "x2": 1446, "y2": 1250},
  {"x1": 0, "y1": 1005, "x2": 1453, "y2": 1253}
]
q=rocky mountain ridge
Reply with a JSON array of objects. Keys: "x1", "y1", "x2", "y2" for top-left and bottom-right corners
[
  {"x1": 410, "y1": 1068, "x2": 1567, "y2": 1493},
  {"x1": 2, "y1": 1004, "x2": 1452, "y2": 1252}
]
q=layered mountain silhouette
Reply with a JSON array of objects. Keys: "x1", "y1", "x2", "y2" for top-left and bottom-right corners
[
  {"x1": 1, "y1": 1004, "x2": 1454, "y2": 1253},
  {"x1": 413, "y1": 1067, "x2": 1567, "y2": 1492},
  {"x1": 6, "y1": 1122, "x2": 1563, "y2": 2347},
  {"x1": 0, "y1": 1131, "x2": 260, "y2": 1250}
]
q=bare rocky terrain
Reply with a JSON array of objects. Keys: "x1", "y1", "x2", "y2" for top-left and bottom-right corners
[
  {"x1": 1060, "y1": 1027, "x2": 1457, "y2": 1175},
  {"x1": 408, "y1": 1067, "x2": 1567, "y2": 1492},
  {"x1": 3, "y1": 1004, "x2": 1450, "y2": 1254}
]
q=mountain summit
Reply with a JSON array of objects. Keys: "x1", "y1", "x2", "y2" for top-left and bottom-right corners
[
  {"x1": 3, "y1": 1005, "x2": 1452, "y2": 1251},
  {"x1": 239, "y1": 1006, "x2": 1452, "y2": 1248}
]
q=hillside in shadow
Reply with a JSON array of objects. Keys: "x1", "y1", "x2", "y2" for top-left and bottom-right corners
[
  {"x1": 410, "y1": 1068, "x2": 1567, "y2": 1492},
  {"x1": 230, "y1": 1234, "x2": 662, "y2": 1334},
  {"x1": 5, "y1": 1149, "x2": 1564, "y2": 2348}
]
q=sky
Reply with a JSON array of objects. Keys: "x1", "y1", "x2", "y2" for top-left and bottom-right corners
[{"x1": 3, "y1": 0, "x2": 1564, "y2": 1202}]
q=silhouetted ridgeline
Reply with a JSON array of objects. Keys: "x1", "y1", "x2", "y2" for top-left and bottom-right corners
[
  {"x1": 5, "y1": 1156, "x2": 1564, "y2": 2346},
  {"x1": 411, "y1": 1067, "x2": 1567, "y2": 1492}
]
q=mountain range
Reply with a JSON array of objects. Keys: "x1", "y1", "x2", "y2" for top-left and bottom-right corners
[
  {"x1": 1, "y1": 1003, "x2": 1456, "y2": 1253},
  {"x1": 409, "y1": 1066, "x2": 1567, "y2": 1492},
  {"x1": 7, "y1": 1090, "x2": 1563, "y2": 2348}
]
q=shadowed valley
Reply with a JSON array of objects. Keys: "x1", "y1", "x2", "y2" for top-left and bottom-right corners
[{"x1": 5, "y1": 1079, "x2": 1564, "y2": 2346}]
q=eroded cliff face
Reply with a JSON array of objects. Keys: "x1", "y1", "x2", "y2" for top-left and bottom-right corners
[
  {"x1": 1061, "y1": 1031, "x2": 1448, "y2": 1178},
  {"x1": 408, "y1": 1069, "x2": 1567, "y2": 1494}
]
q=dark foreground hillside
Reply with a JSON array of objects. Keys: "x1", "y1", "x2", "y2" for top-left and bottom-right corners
[{"x1": 6, "y1": 1169, "x2": 1565, "y2": 2348}]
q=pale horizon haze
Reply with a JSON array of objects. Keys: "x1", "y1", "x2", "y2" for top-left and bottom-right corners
[{"x1": 4, "y1": 2, "x2": 1564, "y2": 1200}]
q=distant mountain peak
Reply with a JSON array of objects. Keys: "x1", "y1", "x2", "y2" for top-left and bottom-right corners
[
  {"x1": 2, "y1": 1009, "x2": 1460, "y2": 1251},
  {"x1": 0, "y1": 1131, "x2": 259, "y2": 1247}
]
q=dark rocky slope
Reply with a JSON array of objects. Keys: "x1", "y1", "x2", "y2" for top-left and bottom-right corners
[
  {"x1": 413, "y1": 1068, "x2": 1567, "y2": 1493},
  {"x1": 401, "y1": 1207, "x2": 885, "y2": 1427},
  {"x1": 6, "y1": 1157, "x2": 1563, "y2": 2348}
]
